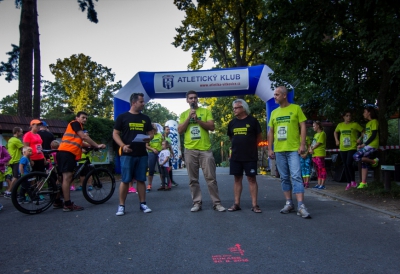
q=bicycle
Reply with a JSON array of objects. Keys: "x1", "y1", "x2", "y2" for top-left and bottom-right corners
[{"x1": 11, "y1": 148, "x2": 116, "y2": 214}]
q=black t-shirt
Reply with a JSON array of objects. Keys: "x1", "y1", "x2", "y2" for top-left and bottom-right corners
[
  {"x1": 227, "y1": 115, "x2": 262, "y2": 162},
  {"x1": 114, "y1": 112, "x2": 152, "y2": 157},
  {"x1": 37, "y1": 130, "x2": 56, "y2": 150}
]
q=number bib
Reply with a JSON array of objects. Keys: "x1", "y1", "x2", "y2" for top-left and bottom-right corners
[
  {"x1": 190, "y1": 126, "x2": 201, "y2": 140},
  {"x1": 343, "y1": 137, "x2": 351, "y2": 147},
  {"x1": 277, "y1": 126, "x2": 288, "y2": 141}
]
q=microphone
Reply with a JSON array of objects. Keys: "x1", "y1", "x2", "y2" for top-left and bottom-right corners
[{"x1": 190, "y1": 103, "x2": 195, "y2": 122}]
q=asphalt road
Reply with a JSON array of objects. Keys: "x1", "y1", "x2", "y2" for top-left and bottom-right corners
[{"x1": 1, "y1": 167, "x2": 400, "y2": 274}]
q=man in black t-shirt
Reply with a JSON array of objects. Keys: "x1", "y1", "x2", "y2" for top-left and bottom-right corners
[
  {"x1": 227, "y1": 99, "x2": 262, "y2": 213},
  {"x1": 38, "y1": 121, "x2": 55, "y2": 150},
  {"x1": 113, "y1": 93, "x2": 154, "y2": 216}
]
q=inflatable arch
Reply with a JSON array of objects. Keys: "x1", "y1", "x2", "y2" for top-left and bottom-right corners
[{"x1": 113, "y1": 65, "x2": 293, "y2": 170}]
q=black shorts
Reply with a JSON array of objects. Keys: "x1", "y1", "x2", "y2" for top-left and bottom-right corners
[
  {"x1": 32, "y1": 159, "x2": 46, "y2": 172},
  {"x1": 229, "y1": 160, "x2": 258, "y2": 177},
  {"x1": 10, "y1": 163, "x2": 20, "y2": 178},
  {"x1": 56, "y1": 151, "x2": 76, "y2": 173}
]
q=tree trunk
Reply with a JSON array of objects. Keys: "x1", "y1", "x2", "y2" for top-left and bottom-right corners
[
  {"x1": 32, "y1": 0, "x2": 41, "y2": 117},
  {"x1": 18, "y1": 0, "x2": 35, "y2": 117}
]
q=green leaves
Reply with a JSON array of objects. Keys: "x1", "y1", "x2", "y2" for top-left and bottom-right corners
[{"x1": 48, "y1": 53, "x2": 121, "y2": 119}]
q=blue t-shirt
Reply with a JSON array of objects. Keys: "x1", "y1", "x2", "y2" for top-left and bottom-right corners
[{"x1": 19, "y1": 156, "x2": 32, "y2": 175}]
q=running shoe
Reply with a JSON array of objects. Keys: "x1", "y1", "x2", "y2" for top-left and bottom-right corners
[
  {"x1": 213, "y1": 204, "x2": 226, "y2": 212},
  {"x1": 190, "y1": 204, "x2": 202, "y2": 212},
  {"x1": 3, "y1": 192, "x2": 11, "y2": 199},
  {"x1": 297, "y1": 204, "x2": 311, "y2": 218},
  {"x1": 172, "y1": 181, "x2": 179, "y2": 187},
  {"x1": 146, "y1": 185, "x2": 152, "y2": 193},
  {"x1": 318, "y1": 185, "x2": 326, "y2": 190},
  {"x1": 140, "y1": 204, "x2": 152, "y2": 213},
  {"x1": 312, "y1": 184, "x2": 320, "y2": 189},
  {"x1": 280, "y1": 201, "x2": 295, "y2": 214},
  {"x1": 70, "y1": 185, "x2": 76, "y2": 191},
  {"x1": 128, "y1": 187, "x2": 137, "y2": 193},
  {"x1": 116, "y1": 205, "x2": 125, "y2": 216},
  {"x1": 350, "y1": 181, "x2": 357, "y2": 188},
  {"x1": 0, "y1": 203, "x2": 3, "y2": 210},
  {"x1": 345, "y1": 184, "x2": 351, "y2": 191},
  {"x1": 371, "y1": 158, "x2": 379, "y2": 168},
  {"x1": 88, "y1": 186, "x2": 93, "y2": 191},
  {"x1": 357, "y1": 182, "x2": 368, "y2": 189},
  {"x1": 63, "y1": 202, "x2": 84, "y2": 212},
  {"x1": 76, "y1": 186, "x2": 82, "y2": 191}
]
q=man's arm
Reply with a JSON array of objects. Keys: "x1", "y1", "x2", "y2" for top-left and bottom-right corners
[
  {"x1": 77, "y1": 130, "x2": 105, "y2": 149},
  {"x1": 178, "y1": 115, "x2": 190, "y2": 134},
  {"x1": 197, "y1": 119, "x2": 215, "y2": 131},
  {"x1": 267, "y1": 127, "x2": 275, "y2": 159},
  {"x1": 298, "y1": 121, "x2": 306, "y2": 154}
]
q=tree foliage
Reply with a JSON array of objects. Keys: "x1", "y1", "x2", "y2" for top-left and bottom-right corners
[
  {"x1": 0, "y1": 91, "x2": 18, "y2": 115},
  {"x1": 173, "y1": 0, "x2": 269, "y2": 69},
  {"x1": 263, "y1": 0, "x2": 400, "y2": 145},
  {"x1": 49, "y1": 53, "x2": 121, "y2": 119},
  {"x1": 0, "y1": 44, "x2": 19, "y2": 82},
  {"x1": 142, "y1": 101, "x2": 179, "y2": 125},
  {"x1": 0, "y1": 0, "x2": 99, "y2": 117}
]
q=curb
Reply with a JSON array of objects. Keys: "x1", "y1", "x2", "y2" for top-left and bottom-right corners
[{"x1": 309, "y1": 189, "x2": 400, "y2": 219}]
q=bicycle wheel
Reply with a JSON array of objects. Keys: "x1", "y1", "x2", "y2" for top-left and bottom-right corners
[
  {"x1": 11, "y1": 172, "x2": 58, "y2": 214},
  {"x1": 82, "y1": 168, "x2": 116, "y2": 204}
]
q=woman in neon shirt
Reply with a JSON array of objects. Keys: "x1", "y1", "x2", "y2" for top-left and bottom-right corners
[
  {"x1": 353, "y1": 106, "x2": 379, "y2": 188},
  {"x1": 334, "y1": 111, "x2": 363, "y2": 190},
  {"x1": 309, "y1": 121, "x2": 327, "y2": 189}
]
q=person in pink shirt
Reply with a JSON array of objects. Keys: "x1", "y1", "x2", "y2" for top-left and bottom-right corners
[{"x1": 23, "y1": 119, "x2": 46, "y2": 172}]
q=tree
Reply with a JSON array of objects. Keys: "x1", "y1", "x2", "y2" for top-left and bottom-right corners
[
  {"x1": 0, "y1": 44, "x2": 19, "y2": 82},
  {"x1": 0, "y1": 91, "x2": 18, "y2": 115},
  {"x1": 142, "y1": 101, "x2": 179, "y2": 124},
  {"x1": 0, "y1": 0, "x2": 99, "y2": 117},
  {"x1": 49, "y1": 53, "x2": 121, "y2": 119},
  {"x1": 40, "y1": 80, "x2": 71, "y2": 119},
  {"x1": 173, "y1": 0, "x2": 269, "y2": 69},
  {"x1": 263, "y1": 0, "x2": 400, "y2": 146}
]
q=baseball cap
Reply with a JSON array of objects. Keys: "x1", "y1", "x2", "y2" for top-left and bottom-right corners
[
  {"x1": 30, "y1": 119, "x2": 43, "y2": 126},
  {"x1": 41, "y1": 121, "x2": 48, "y2": 127}
]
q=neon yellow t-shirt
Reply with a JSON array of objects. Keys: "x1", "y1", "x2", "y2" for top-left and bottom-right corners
[
  {"x1": 268, "y1": 104, "x2": 307, "y2": 152},
  {"x1": 363, "y1": 119, "x2": 379, "y2": 149},
  {"x1": 335, "y1": 122, "x2": 363, "y2": 151},
  {"x1": 6, "y1": 136, "x2": 23, "y2": 164},
  {"x1": 311, "y1": 131, "x2": 326, "y2": 157},
  {"x1": 179, "y1": 107, "x2": 213, "y2": 151},
  {"x1": 148, "y1": 132, "x2": 163, "y2": 152}
]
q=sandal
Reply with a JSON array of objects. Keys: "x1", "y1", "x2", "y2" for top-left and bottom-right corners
[
  {"x1": 251, "y1": 205, "x2": 262, "y2": 213},
  {"x1": 228, "y1": 204, "x2": 241, "y2": 212}
]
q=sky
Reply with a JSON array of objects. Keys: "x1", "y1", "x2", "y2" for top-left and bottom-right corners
[{"x1": 0, "y1": 0, "x2": 213, "y2": 117}]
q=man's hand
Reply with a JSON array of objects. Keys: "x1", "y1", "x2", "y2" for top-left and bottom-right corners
[
  {"x1": 97, "y1": 144, "x2": 106, "y2": 149},
  {"x1": 268, "y1": 150, "x2": 275, "y2": 160}
]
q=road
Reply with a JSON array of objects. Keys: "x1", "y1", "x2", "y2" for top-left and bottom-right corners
[{"x1": 1, "y1": 167, "x2": 400, "y2": 273}]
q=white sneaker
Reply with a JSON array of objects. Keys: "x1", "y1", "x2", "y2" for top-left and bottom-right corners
[
  {"x1": 213, "y1": 204, "x2": 226, "y2": 212},
  {"x1": 116, "y1": 205, "x2": 125, "y2": 216},
  {"x1": 190, "y1": 204, "x2": 202, "y2": 212},
  {"x1": 140, "y1": 204, "x2": 152, "y2": 213}
]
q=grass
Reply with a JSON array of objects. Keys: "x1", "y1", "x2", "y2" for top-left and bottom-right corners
[{"x1": 358, "y1": 181, "x2": 400, "y2": 198}]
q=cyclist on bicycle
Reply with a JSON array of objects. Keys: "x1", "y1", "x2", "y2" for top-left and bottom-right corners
[{"x1": 55, "y1": 111, "x2": 106, "y2": 212}]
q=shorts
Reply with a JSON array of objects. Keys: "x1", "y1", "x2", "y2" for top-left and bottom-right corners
[
  {"x1": 229, "y1": 160, "x2": 258, "y2": 177},
  {"x1": 120, "y1": 155, "x2": 148, "y2": 183},
  {"x1": 32, "y1": 159, "x2": 46, "y2": 172},
  {"x1": 56, "y1": 151, "x2": 77, "y2": 173},
  {"x1": 10, "y1": 163, "x2": 20, "y2": 178}
]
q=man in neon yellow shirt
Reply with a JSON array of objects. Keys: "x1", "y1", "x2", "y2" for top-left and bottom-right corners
[
  {"x1": 178, "y1": 90, "x2": 226, "y2": 212},
  {"x1": 268, "y1": 86, "x2": 311, "y2": 218}
]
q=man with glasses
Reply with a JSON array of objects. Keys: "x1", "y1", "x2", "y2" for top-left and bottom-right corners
[
  {"x1": 113, "y1": 93, "x2": 154, "y2": 216},
  {"x1": 268, "y1": 86, "x2": 311, "y2": 218},
  {"x1": 227, "y1": 99, "x2": 262, "y2": 213},
  {"x1": 178, "y1": 90, "x2": 226, "y2": 212}
]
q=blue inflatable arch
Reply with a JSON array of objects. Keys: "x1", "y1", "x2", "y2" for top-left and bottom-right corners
[{"x1": 114, "y1": 65, "x2": 278, "y2": 118}]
